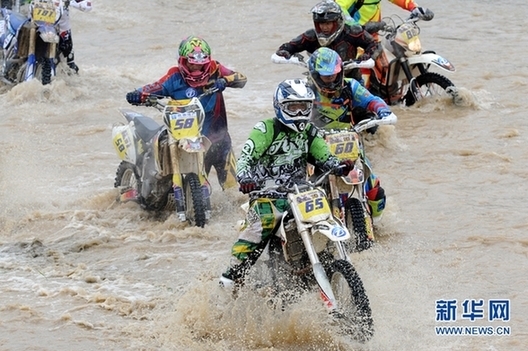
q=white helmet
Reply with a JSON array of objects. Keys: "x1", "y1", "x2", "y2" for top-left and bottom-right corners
[{"x1": 273, "y1": 79, "x2": 315, "y2": 132}]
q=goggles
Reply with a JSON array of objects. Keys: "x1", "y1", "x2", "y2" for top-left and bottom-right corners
[
  {"x1": 187, "y1": 52, "x2": 210, "y2": 64},
  {"x1": 282, "y1": 101, "x2": 312, "y2": 116}
]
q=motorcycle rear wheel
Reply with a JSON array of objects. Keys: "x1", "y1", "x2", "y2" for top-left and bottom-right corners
[
  {"x1": 327, "y1": 259, "x2": 374, "y2": 342},
  {"x1": 183, "y1": 172, "x2": 207, "y2": 228},
  {"x1": 344, "y1": 198, "x2": 373, "y2": 252},
  {"x1": 404, "y1": 72, "x2": 455, "y2": 106}
]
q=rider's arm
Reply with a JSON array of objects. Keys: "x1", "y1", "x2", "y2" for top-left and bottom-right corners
[
  {"x1": 307, "y1": 125, "x2": 341, "y2": 172},
  {"x1": 137, "y1": 66, "x2": 180, "y2": 97},
  {"x1": 218, "y1": 64, "x2": 247, "y2": 89},
  {"x1": 388, "y1": 0, "x2": 417, "y2": 11},
  {"x1": 277, "y1": 30, "x2": 320, "y2": 56},
  {"x1": 69, "y1": 0, "x2": 92, "y2": 12},
  {"x1": 236, "y1": 119, "x2": 275, "y2": 179},
  {"x1": 348, "y1": 79, "x2": 390, "y2": 115},
  {"x1": 345, "y1": 27, "x2": 378, "y2": 58},
  {"x1": 335, "y1": 0, "x2": 363, "y2": 26}
]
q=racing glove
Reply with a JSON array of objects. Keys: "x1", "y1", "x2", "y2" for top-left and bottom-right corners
[
  {"x1": 411, "y1": 7, "x2": 434, "y2": 21},
  {"x1": 70, "y1": 0, "x2": 93, "y2": 12},
  {"x1": 364, "y1": 21, "x2": 386, "y2": 34},
  {"x1": 275, "y1": 50, "x2": 291, "y2": 59},
  {"x1": 214, "y1": 78, "x2": 227, "y2": 92},
  {"x1": 126, "y1": 91, "x2": 144, "y2": 105},
  {"x1": 238, "y1": 178, "x2": 257, "y2": 194},
  {"x1": 335, "y1": 160, "x2": 355, "y2": 177}
]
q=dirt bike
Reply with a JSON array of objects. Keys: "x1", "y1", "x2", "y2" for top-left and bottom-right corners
[
  {"x1": 0, "y1": 0, "x2": 63, "y2": 85},
  {"x1": 316, "y1": 114, "x2": 396, "y2": 253},
  {"x1": 111, "y1": 92, "x2": 215, "y2": 228},
  {"x1": 243, "y1": 170, "x2": 374, "y2": 341},
  {"x1": 365, "y1": 13, "x2": 458, "y2": 106}
]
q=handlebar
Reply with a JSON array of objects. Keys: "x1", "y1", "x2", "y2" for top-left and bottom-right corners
[
  {"x1": 139, "y1": 87, "x2": 219, "y2": 110},
  {"x1": 353, "y1": 113, "x2": 398, "y2": 133},
  {"x1": 271, "y1": 53, "x2": 375, "y2": 70},
  {"x1": 248, "y1": 167, "x2": 336, "y2": 198}
]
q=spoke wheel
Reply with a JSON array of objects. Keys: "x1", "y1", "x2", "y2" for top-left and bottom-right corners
[
  {"x1": 404, "y1": 72, "x2": 455, "y2": 106},
  {"x1": 328, "y1": 259, "x2": 374, "y2": 342}
]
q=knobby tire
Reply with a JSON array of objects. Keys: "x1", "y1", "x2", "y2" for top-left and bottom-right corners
[
  {"x1": 404, "y1": 72, "x2": 455, "y2": 106},
  {"x1": 183, "y1": 173, "x2": 207, "y2": 228}
]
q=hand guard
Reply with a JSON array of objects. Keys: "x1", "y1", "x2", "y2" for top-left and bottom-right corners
[
  {"x1": 377, "y1": 109, "x2": 392, "y2": 119},
  {"x1": 364, "y1": 21, "x2": 386, "y2": 34},
  {"x1": 357, "y1": 53, "x2": 371, "y2": 61},
  {"x1": 335, "y1": 160, "x2": 354, "y2": 177},
  {"x1": 238, "y1": 178, "x2": 257, "y2": 194},
  {"x1": 411, "y1": 7, "x2": 434, "y2": 21},
  {"x1": 275, "y1": 50, "x2": 291, "y2": 60},
  {"x1": 214, "y1": 78, "x2": 227, "y2": 92},
  {"x1": 126, "y1": 91, "x2": 144, "y2": 105}
]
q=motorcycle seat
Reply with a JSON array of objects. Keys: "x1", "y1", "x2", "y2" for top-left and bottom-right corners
[
  {"x1": 133, "y1": 115, "x2": 163, "y2": 142},
  {"x1": 5, "y1": 11, "x2": 27, "y2": 34}
]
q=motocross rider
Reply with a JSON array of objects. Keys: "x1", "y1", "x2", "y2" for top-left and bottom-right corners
[
  {"x1": 335, "y1": 0, "x2": 434, "y2": 87},
  {"x1": 55, "y1": 0, "x2": 93, "y2": 73},
  {"x1": 275, "y1": 0, "x2": 379, "y2": 83},
  {"x1": 219, "y1": 79, "x2": 354, "y2": 288},
  {"x1": 335, "y1": 0, "x2": 433, "y2": 28},
  {"x1": 126, "y1": 35, "x2": 247, "y2": 190},
  {"x1": 307, "y1": 47, "x2": 395, "y2": 228}
]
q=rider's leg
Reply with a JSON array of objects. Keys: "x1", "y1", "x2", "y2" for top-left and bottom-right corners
[{"x1": 220, "y1": 198, "x2": 288, "y2": 287}]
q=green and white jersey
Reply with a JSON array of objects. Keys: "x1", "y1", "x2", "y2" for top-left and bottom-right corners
[{"x1": 236, "y1": 118, "x2": 340, "y2": 185}]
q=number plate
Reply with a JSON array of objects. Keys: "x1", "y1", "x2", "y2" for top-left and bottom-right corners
[
  {"x1": 325, "y1": 131, "x2": 360, "y2": 161},
  {"x1": 293, "y1": 189, "x2": 330, "y2": 221}
]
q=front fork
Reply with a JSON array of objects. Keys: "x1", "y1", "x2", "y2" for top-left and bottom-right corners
[{"x1": 169, "y1": 142, "x2": 211, "y2": 221}]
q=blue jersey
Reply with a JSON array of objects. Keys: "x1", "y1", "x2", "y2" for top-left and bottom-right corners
[{"x1": 138, "y1": 62, "x2": 247, "y2": 143}]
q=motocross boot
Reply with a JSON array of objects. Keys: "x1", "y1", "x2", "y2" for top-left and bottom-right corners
[
  {"x1": 219, "y1": 239, "x2": 270, "y2": 289},
  {"x1": 368, "y1": 197, "x2": 386, "y2": 225},
  {"x1": 66, "y1": 53, "x2": 79, "y2": 73},
  {"x1": 219, "y1": 257, "x2": 249, "y2": 289}
]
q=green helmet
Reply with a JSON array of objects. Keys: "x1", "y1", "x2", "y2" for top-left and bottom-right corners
[
  {"x1": 178, "y1": 36, "x2": 212, "y2": 62},
  {"x1": 178, "y1": 36, "x2": 213, "y2": 87}
]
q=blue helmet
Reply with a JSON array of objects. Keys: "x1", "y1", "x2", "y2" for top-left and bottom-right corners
[
  {"x1": 307, "y1": 47, "x2": 344, "y2": 97},
  {"x1": 273, "y1": 79, "x2": 315, "y2": 132}
]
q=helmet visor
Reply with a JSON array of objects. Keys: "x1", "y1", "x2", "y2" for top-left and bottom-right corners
[
  {"x1": 282, "y1": 101, "x2": 312, "y2": 116},
  {"x1": 187, "y1": 51, "x2": 210, "y2": 65}
]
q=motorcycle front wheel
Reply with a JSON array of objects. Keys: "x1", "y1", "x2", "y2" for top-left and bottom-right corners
[
  {"x1": 14, "y1": 60, "x2": 52, "y2": 85},
  {"x1": 327, "y1": 259, "x2": 374, "y2": 342},
  {"x1": 183, "y1": 172, "x2": 207, "y2": 228},
  {"x1": 404, "y1": 72, "x2": 455, "y2": 106},
  {"x1": 344, "y1": 198, "x2": 373, "y2": 252}
]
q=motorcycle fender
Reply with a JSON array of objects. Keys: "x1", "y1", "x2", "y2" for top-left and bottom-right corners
[
  {"x1": 37, "y1": 23, "x2": 59, "y2": 43},
  {"x1": 173, "y1": 147, "x2": 205, "y2": 174},
  {"x1": 312, "y1": 219, "x2": 351, "y2": 242},
  {"x1": 408, "y1": 53, "x2": 456, "y2": 72},
  {"x1": 112, "y1": 124, "x2": 137, "y2": 164},
  {"x1": 178, "y1": 136, "x2": 211, "y2": 153}
]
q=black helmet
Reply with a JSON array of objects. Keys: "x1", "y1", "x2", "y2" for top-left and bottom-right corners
[{"x1": 311, "y1": 1, "x2": 345, "y2": 46}]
